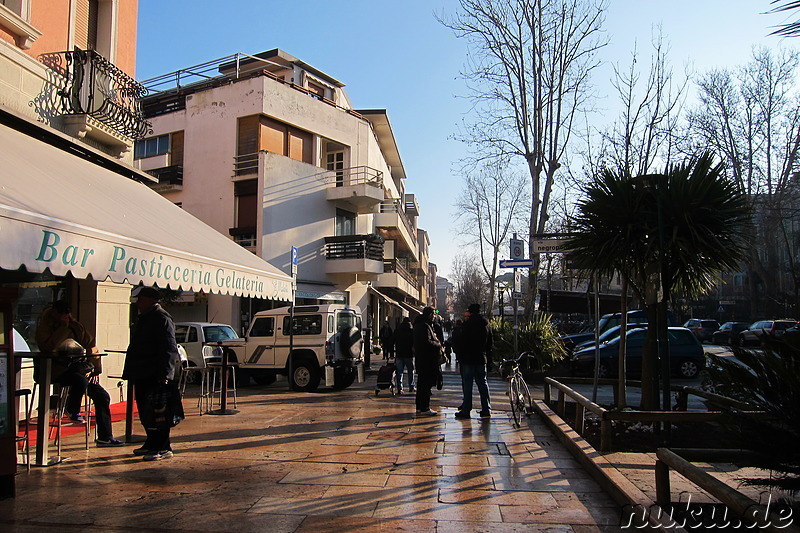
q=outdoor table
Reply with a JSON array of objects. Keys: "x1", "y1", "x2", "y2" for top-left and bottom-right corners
[
  {"x1": 207, "y1": 341, "x2": 239, "y2": 415},
  {"x1": 27, "y1": 351, "x2": 106, "y2": 466}
]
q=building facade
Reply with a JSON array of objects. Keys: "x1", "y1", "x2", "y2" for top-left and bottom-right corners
[
  {"x1": 0, "y1": 1, "x2": 291, "y2": 493},
  {"x1": 136, "y1": 50, "x2": 431, "y2": 338}
]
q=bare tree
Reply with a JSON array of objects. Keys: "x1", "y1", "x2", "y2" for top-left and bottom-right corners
[
  {"x1": 601, "y1": 28, "x2": 689, "y2": 176},
  {"x1": 450, "y1": 252, "x2": 491, "y2": 315},
  {"x1": 440, "y1": 0, "x2": 607, "y2": 316},
  {"x1": 688, "y1": 46, "x2": 800, "y2": 317},
  {"x1": 454, "y1": 163, "x2": 528, "y2": 310}
]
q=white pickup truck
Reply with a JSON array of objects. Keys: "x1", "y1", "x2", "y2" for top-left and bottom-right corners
[{"x1": 218, "y1": 304, "x2": 364, "y2": 392}]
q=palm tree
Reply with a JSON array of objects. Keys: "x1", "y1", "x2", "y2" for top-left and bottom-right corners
[
  {"x1": 769, "y1": 1, "x2": 800, "y2": 37},
  {"x1": 568, "y1": 152, "x2": 751, "y2": 409}
]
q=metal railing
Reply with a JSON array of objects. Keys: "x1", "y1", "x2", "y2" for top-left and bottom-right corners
[
  {"x1": 379, "y1": 199, "x2": 415, "y2": 240},
  {"x1": 39, "y1": 49, "x2": 150, "y2": 139},
  {"x1": 324, "y1": 235, "x2": 384, "y2": 261},
  {"x1": 233, "y1": 152, "x2": 260, "y2": 176},
  {"x1": 147, "y1": 165, "x2": 183, "y2": 185},
  {"x1": 325, "y1": 166, "x2": 383, "y2": 189},
  {"x1": 383, "y1": 259, "x2": 417, "y2": 288}
]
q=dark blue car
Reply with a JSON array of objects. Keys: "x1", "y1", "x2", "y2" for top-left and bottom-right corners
[{"x1": 571, "y1": 327, "x2": 705, "y2": 379}]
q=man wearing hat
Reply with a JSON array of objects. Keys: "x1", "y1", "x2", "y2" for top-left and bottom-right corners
[
  {"x1": 123, "y1": 286, "x2": 181, "y2": 461},
  {"x1": 454, "y1": 303, "x2": 493, "y2": 419}
]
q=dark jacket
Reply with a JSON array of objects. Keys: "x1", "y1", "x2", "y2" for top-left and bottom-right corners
[
  {"x1": 448, "y1": 322, "x2": 464, "y2": 362},
  {"x1": 413, "y1": 316, "x2": 441, "y2": 371},
  {"x1": 460, "y1": 313, "x2": 493, "y2": 365},
  {"x1": 123, "y1": 303, "x2": 179, "y2": 382},
  {"x1": 393, "y1": 320, "x2": 414, "y2": 358}
]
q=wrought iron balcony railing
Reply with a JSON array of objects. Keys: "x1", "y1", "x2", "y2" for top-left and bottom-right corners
[
  {"x1": 324, "y1": 235, "x2": 384, "y2": 261},
  {"x1": 39, "y1": 49, "x2": 150, "y2": 140}
]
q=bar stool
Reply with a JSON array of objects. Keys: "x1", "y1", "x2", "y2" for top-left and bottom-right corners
[
  {"x1": 175, "y1": 346, "x2": 210, "y2": 414},
  {"x1": 203, "y1": 345, "x2": 239, "y2": 410},
  {"x1": 15, "y1": 388, "x2": 32, "y2": 471}
]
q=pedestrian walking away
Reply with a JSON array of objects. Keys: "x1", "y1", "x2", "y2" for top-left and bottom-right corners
[
  {"x1": 379, "y1": 317, "x2": 394, "y2": 359},
  {"x1": 392, "y1": 316, "x2": 415, "y2": 394},
  {"x1": 123, "y1": 286, "x2": 183, "y2": 462},
  {"x1": 413, "y1": 306, "x2": 442, "y2": 416},
  {"x1": 454, "y1": 303, "x2": 492, "y2": 420},
  {"x1": 35, "y1": 299, "x2": 123, "y2": 447}
]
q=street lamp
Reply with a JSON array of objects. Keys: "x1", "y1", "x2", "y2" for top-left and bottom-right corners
[{"x1": 633, "y1": 173, "x2": 671, "y2": 414}]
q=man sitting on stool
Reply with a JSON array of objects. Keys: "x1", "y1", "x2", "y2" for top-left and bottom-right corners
[{"x1": 35, "y1": 300, "x2": 123, "y2": 447}]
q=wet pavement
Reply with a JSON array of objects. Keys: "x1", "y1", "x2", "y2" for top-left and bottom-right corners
[{"x1": 2, "y1": 364, "x2": 624, "y2": 532}]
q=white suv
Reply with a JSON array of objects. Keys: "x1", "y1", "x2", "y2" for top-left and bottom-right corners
[{"x1": 219, "y1": 304, "x2": 363, "y2": 392}]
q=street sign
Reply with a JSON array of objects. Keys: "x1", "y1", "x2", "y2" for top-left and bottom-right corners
[
  {"x1": 514, "y1": 269, "x2": 522, "y2": 292},
  {"x1": 532, "y1": 238, "x2": 570, "y2": 254},
  {"x1": 719, "y1": 300, "x2": 735, "y2": 306},
  {"x1": 512, "y1": 291, "x2": 524, "y2": 300},
  {"x1": 510, "y1": 238, "x2": 524, "y2": 260},
  {"x1": 290, "y1": 246, "x2": 298, "y2": 276},
  {"x1": 499, "y1": 259, "x2": 534, "y2": 268}
]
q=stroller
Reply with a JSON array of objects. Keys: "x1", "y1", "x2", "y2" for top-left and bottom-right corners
[{"x1": 375, "y1": 358, "x2": 397, "y2": 396}]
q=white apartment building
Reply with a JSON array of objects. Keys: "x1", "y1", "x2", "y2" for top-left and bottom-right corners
[{"x1": 136, "y1": 49, "x2": 431, "y2": 336}]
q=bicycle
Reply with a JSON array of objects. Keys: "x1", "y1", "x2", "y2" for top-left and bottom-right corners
[{"x1": 501, "y1": 352, "x2": 534, "y2": 428}]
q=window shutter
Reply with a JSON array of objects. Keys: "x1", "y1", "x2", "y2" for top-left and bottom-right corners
[
  {"x1": 259, "y1": 117, "x2": 286, "y2": 155},
  {"x1": 170, "y1": 131, "x2": 184, "y2": 165},
  {"x1": 237, "y1": 116, "x2": 260, "y2": 156},
  {"x1": 74, "y1": 0, "x2": 98, "y2": 50}
]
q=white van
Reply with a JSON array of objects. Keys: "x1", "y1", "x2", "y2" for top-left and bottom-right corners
[{"x1": 219, "y1": 304, "x2": 363, "y2": 392}]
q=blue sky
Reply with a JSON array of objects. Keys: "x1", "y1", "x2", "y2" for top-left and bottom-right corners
[{"x1": 136, "y1": 1, "x2": 793, "y2": 277}]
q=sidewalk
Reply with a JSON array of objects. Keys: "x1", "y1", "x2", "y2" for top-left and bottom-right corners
[{"x1": 2, "y1": 363, "x2": 623, "y2": 532}]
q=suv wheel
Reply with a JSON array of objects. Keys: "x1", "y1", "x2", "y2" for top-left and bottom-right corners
[
  {"x1": 678, "y1": 359, "x2": 699, "y2": 379},
  {"x1": 332, "y1": 367, "x2": 357, "y2": 390},
  {"x1": 289, "y1": 358, "x2": 320, "y2": 392}
]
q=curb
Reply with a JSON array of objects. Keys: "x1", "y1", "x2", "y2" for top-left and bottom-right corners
[{"x1": 533, "y1": 399, "x2": 686, "y2": 532}]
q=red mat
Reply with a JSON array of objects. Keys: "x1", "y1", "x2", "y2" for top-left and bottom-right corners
[{"x1": 18, "y1": 401, "x2": 135, "y2": 447}]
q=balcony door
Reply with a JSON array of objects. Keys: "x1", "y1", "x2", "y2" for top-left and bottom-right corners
[{"x1": 335, "y1": 209, "x2": 355, "y2": 237}]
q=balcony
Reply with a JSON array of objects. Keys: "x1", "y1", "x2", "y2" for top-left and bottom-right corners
[
  {"x1": 324, "y1": 234, "x2": 384, "y2": 275},
  {"x1": 147, "y1": 165, "x2": 183, "y2": 193},
  {"x1": 375, "y1": 199, "x2": 418, "y2": 257},
  {"x1": 39, "y1": 50, "x2": 150, "y2": 153},
  {"x1": 376, "y1": 258, "x2": 420, "y2": 299},
  {"x1": 325, "y1": 166, "x2": 384, "y2": 212}
]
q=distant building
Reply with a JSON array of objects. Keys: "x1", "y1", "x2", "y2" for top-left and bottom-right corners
[{"x1": 136, "y1": 49, "x2": 431, "y2": 332}]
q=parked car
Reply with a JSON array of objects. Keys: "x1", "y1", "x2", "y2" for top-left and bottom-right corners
[
  {"x1": 739, "y1": 319, "x2": 798, "y2": 346},
  {"x1": 174, "y1": 322, "x2": 241, "y2": 369},
  {"x1": 219, "y1": 304, "x2": 363, "y2": 391},
  {"x1": 571, "y1": 323, "x2": 647, "y2": 353},
  {"x1": 571, "y1": 327, "x2": 706, "y2": 379},
  {"x1": 682, "y1": 318, "x2": 719, "y2": 343},
  {"x1": 710, "y1": 321, "x2": 750, "y2": 346},
  {"x1": 559, "y1": 310, "x2": 651, "y2": 354}
]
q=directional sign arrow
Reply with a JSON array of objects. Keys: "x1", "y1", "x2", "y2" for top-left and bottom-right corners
[{"x1": 499, "y1": 259, "x2": 535, "y2": 268}]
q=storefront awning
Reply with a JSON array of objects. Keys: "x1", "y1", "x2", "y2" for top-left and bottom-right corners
[
  {"x1": 0, "y1": 124, "x2": 293, "y2": 301},
  {"x1": 368, "y1": 286, "x2": 403, "y2": 311},
  {"x1": 296, "y1": 282, "x2": 345, "y2": 301}
]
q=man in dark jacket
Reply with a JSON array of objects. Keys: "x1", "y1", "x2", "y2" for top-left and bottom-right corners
[
  {"x1": 413, "y1": 306, "x2": 442, "y2": 416},
  {"x1": 393, "y1": 317, "x2": 415, "y2": 393},
  {"x1": 123, "y1": 286, "x2": 181, "y2": 461},
  {"x1": 454, "y1": 303, "x2": 493, "y2": 419}
]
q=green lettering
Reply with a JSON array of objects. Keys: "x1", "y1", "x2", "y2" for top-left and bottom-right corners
[{"x1": 36, "y1": 230, "x2": 59, "y2": 262}]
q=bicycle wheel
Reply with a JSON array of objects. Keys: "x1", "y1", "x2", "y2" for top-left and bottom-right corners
[
  {"x1": 509, "y1": 377, "x2": 522, "y2": 427},
  {"x1": 518, "y1": 377, "x2": 533, "y2": 417}
]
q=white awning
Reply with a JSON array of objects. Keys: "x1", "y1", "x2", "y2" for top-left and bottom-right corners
[{"x1": 0, "y1": 124, "x2": 293, "y2": 301}]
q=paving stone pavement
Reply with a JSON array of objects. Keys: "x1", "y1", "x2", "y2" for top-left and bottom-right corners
[{"x1": 2, "y1": 364, "x2": 625, "y2": 532}]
